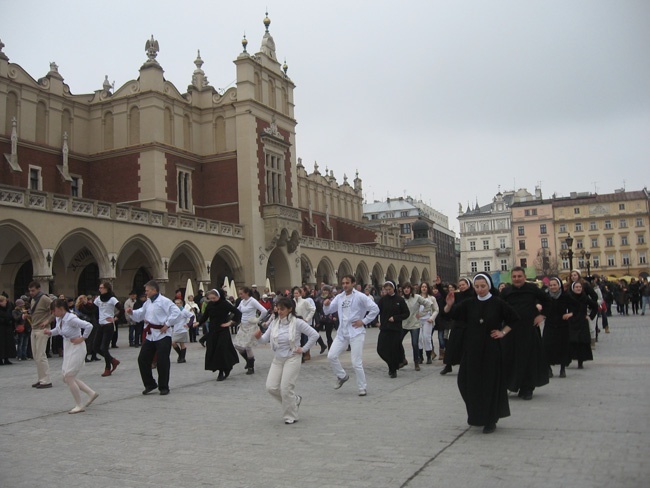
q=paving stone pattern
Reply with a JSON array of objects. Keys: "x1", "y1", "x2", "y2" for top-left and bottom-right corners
[{"x1": 1, "y1": 314, "x2": 648, "y2": 487}]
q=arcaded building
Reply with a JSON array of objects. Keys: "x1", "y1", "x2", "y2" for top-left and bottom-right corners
[{"x1": 0, "y1": 16, "x2": 435, "y2": 298}]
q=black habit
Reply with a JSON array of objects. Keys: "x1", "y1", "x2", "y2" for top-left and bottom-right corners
[
  {"x1": 442, "y1": 288, "x2": 475, "y2": 367},
  {"x1": 565, "y1": 291, "x2": 597, "y2": 363},
  {"x1": 450, "y1": 295, "x2": 519, "y2": 427},
  {"x1": 542, "y1": 292, "x2": 571, "y2": 367},
  {"x1": 198, "y1": 294, "x2": 242, "y2": 374},
  {"x1": 376, "y1": 292, "x2": 410, "y2": 373}
]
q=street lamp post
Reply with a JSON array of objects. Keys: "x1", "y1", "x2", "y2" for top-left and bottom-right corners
[{"x1": 565, "y1": 234, "x2": 574, "y2": 272}]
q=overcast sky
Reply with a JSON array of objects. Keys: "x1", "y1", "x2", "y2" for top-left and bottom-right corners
[{"x1": 3, "y1": 0, "x2": 649, "y2": 232}]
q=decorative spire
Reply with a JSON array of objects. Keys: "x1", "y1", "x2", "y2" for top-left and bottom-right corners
[
  {"x1": 191, "y1": 50, "x2": 209, "y2": 89},
  {"x1": 0, "y1": 39, "x2": 8, "y2": 61},
  {"x1": 313, "y1": 161, "x2": 320, "y2": 174},
  {"x1": 242, "y1": 33, "x2": 248, "y2": 53},
  {"x1": 264, "y1": 11, "x2": 271, "y2": 32},
  {"x1": 144, "y1": 35, "x2": 160, "y2": 65},
  {"x1": 194, "y1": 50, "x2": 204, "y2": 70}
]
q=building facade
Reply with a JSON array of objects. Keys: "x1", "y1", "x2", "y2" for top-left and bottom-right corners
[{"x1": 0, "y1": 17, "x2": 434, "y2": 298}]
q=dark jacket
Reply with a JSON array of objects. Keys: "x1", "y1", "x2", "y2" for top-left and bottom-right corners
[{"x1": 378, "y1": 293, "x2": 410, "y2": 331}]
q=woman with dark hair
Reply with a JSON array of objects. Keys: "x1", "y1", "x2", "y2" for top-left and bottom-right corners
[
  {"x1": 93, "y1": 281, "x2": 121, "y2": 377},
  {"x1": 440, "y1": 278, "x2": 476, "y2": 375},
  {"x1": 542, "y1": 277, "x2": 571, "y2": 378},
  {"x1": 44, "y1": 299, "x2": 98, "y2": 413},
  {"x1": 416, "y1": 282, "x2": 439, "y2": 365},
  {"x1": 444, "y1": 273, "x2": 519, "y2": 434},
  {"x1": 254, "y1": 297, "x2": 319, "y2": 424},
  {"x1": 199, "y1": 289, "x2": 242, "y2": 381},
  {"x1": 377, "y1": 281, "x2": 410, "y2": 378},
  {"x1": 233, "y1": 286, "x2": 269, "y2": 374},
  {"x1": 400, "y1": 282, "x2": 432, "y2": 371},
  {"x1": 563, "y1": 281, "x2": 597, "y2": 369}
]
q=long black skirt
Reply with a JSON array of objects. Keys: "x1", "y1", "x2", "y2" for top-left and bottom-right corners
[
  {"x1": 543, "y1": 324, "x2": 571, "y2": 366},
  {"x1": 204, "y1": 329, "x2": 239, "y2": 373},
  {"x1": 377, "y1": 329, "x2": 403, "y2": 372}
]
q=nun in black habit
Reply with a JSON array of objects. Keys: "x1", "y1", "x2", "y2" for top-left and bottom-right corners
[
  {"x1": 542, "y1": 277, "x2": 572, "y2": 378},
  {"x1": 563, "y1": 281, "x2": 597, "y2": 368},
  {"x1": 439, "y1": 278, "x2": 476, "y2": 375},
  {"x1": 444, "y1": 273, "x2": 520, "y2": 434},
  {"x1": 198, "y1": 289, "x2": 242, "y2": 381}
]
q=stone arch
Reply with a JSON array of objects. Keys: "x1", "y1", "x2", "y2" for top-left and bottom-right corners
[
  {"x1": 210, "y1": 245, "x2": 243, "y2": 290},
  {"x1": 315, "y1": 256, "x2": 335, "y2": 286},
  {"x1": 371, "y1": 262, "x2": 384, "y2": 289},
  {"x1": 355, "y1": 260, "x2": 370, "y2": 288},
  {"x1": 128, "y1": 105, "x2": 140, "y2": 145},
  {"x1": 337, "y1": 259, "x2": 353, "y2": 281},
  {"x1": 421, "y1": 268, "x2": 431, "y2": 284},
  {"x1": 300, "y1": 254, "x2": 314, "y2": 285},
  {"x1": 116, "y1": 234, "x2": 162, "y2": 295},
  {"x1": 0, "y1": 220, "x2": 44, "y2": 298},
  {"x1": 53, "y1": 228, "x2": 110, "y2": 297},
  {"x1": 168, "y1": 240, "x2": 206, "y2": 293},
  {"x1": 103, "y1": 111, "x2": 113, "y2": 150},
  {"x1": 266, "y1": 246, "x2": 291, "y2": 292},
  {"x1": 386, "y1": 264, "x2": 397, "y2": 283},
  {"x1": 398, "y1": 266, "x2": 410, "y2": 285},
  {"x1": 410, "y1": 267, "x2": 421, "y2": 285}
]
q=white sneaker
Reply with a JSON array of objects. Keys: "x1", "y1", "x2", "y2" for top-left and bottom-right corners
[
  {"x1": 334, "y1": 374, "x2": 349, "y2": 389},
  {"x1": 358, "y1": 389, "x2": 367, "y2": 396}
]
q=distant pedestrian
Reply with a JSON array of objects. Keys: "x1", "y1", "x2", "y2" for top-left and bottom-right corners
[
  {"x1": 542, "y1": 277, "x2": 571, "y2": 378},
  {"x1": 377, "y1": 281, "x2": 410, "y2": 378},
  {"x1": 93, "y1": 281, "x2": 121, "y2": 377},
  {"x1": 563, "y1": 282, "x2": 597, "y2": 369},
  {"x1": 27, "y1": 281, "x2": 53, "y2": 388}
]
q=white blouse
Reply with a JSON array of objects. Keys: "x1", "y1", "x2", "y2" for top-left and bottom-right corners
[
  {"x1": 238, "y1": 297, "x2": 268, "y2": 323},
  {"x1": 50, "y1": 312, "x2": 93, "y2": 340},
  {"x1": 259, "y1": 316, "x2": 319, "y2": 358}
]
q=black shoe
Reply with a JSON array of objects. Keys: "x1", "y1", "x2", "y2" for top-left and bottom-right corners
[
  {"x1": 440, "y1": 365, "x2": 452, "y2": 375},
  {"x1": 483, "y1": 423, "x2": 497, "y2": 434},
  {"x1": 389, "y1": 371, "x2": 397, "y2": 379},
  {"x1": 522, "y1": 391, "x2": 533, "y2": 400},
  {"x1": 548, "y1": 366, "x2": 554, "y2": 378},
  {"x1": 559, "y1": 368, "x2": 566, "y2": 378},
  {"x1": 4, "y1": 359, "x2": 13, "y2": 365},
  {"x1": 159, "y1": 389, "x2": 170, "y2": 395},
  {"x1": 397, "y1": 360, "x2": 408, "y2": 369},
  {"x1": 142, "y1": 386, "x2": 157, "y2": 395},
  {"x1": 199, "y1": 336, "x2": 206, "y2": 347},
  {"x1": 36, "y1": 383, "x2": 53, "y2": 389},
  {"x1": 216, "y1": 372, "x2": 225, "y2": 382},
  {"x1": 320, "y1": 344, "x2": 327, "y2": 354}
]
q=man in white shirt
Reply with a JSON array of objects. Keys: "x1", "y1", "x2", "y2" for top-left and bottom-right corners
[
  {"x1": 323, "y1": 275, "x2": 379, "y2": 396},
  {"x1": 126, "y1": 280, "x2": 180, "y2": 395}
]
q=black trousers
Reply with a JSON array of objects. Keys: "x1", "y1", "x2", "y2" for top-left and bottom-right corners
[
  {"x1": 94, "y1": 324, "x2": 114, "y2": 369},
  {"x1": 138, "y1": 336, "x2": 172, "y2": 391}
]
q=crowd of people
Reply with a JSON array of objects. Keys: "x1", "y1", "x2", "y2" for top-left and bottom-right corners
[{"x1": 0, "y1": 272, "x2": 643, "y2": 428}]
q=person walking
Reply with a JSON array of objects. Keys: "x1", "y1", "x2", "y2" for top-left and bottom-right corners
[
  {"x1": 126, "y1": 280, "x2": 181, "y2": 395},
  {"x1": 399, "y1": 282, "x2": 432, "y2": 371},
  {"x1": 254, "y1": 297, "x2": 320, "y2": 424},
  {"x1": 444, "y1": 273, "x2": 519, "y2": 434},
  {"x1": 197, "y1": 289, "x2": 242, "y2": 381},
  {"x1": 26, "y1": 281, "x2": 53, "y2": 388},
  {"x1": 416, "y1": 282, "x2": 440, "y2": 365},
  {"x1": 323, "y1": 275, "x2": 379, "y2": 396},
  {"x1": 171, "y1": 298, "x2": 194, "y2": 364},
  {"x1": 44, "y1": 299, "x2": 99, "y2": 413},
  {"x1": 234, "y1": 286, "x2": 269, "y2": 374},
  {"x1": 500, "y1": 267, "x2": 550, "y2": 400},
  {"x1": 563, "y1": 281, "x2": 597, "y2": 369},
  {"x1": 440, "y1": 279, "x2": 476, "y2": 375},
  {"x1": 0, "y1": 295, "x2": 16, "y2": 365},
  {"x1": 93, "y1": 281, "x2": 121, "y2": 377},
  {"x1": 376, "y1": 281, "x2": 410, "y2": 378},
  {"x1": 314, "y1": 285, "x2": 338, "y2": 350},
  {"x1": 542, "y1": 277, "x2": 571, "y2": 378}
]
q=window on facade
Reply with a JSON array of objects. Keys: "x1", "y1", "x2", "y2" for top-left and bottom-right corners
[
  {"x1": 575, "y1": 222, "x2": 583, "y2": 232},
  {"x1": 622, "y1": 254, "x2": 630, "y2": 266},
  {"x1": 371, "y1": 214, "x2": 378, "y2": 220},
  {"x1": 483, "y1": 240, "x2": 489, "y2": 250},
  {"x1": 559, "y1": 224, "x2": 567, "y2": 233},
  {"x1": 638, "y1": 234, "x2": 646, "y2": 245},
  {"x1": 578, "y1": 258, "x2": 585, "y2": 269},
  {"x1": 636, "y1": 218, "x2": 644, "y2": 227},
  {"x1": 619, "y1": 219, "x2": 627, "y2": 228},
  {"x1": 71, "y1": 176, "x2": 82, "y2": 198},
  {"x1": 574, "y1": 208, "x2": 580, "y2": 214},
  {"x1": 525, "y1": 209, "x2": 530, "y2": 216},
  {"x1": 400, "y1": 211, "x2": 408, "y2": 217},
  {"x1": 520, "y1": 258, "x2": 527, "y2": 268},
  {"x1": 177, "y1": 170, "x2": 192, "y2": 211},
  {"x1": 481, "y1": 222, "x2": 489, "y2": 231},
  {"x1": 265, "y1": 152, "x2": 285, "y2": 204},
  {"x1": 621, "y1": 235, "x2": 629, "y2": 246},
  {"x1": 576, "y1": 239, "x2": 583, "y2": 249},
  {"x1": 499, "y1": 238, "x2": 506, "y2": 249},
  {"x1": 500, "y1": 259, "x2": 508, "y2": 271},
  {"x1": 640, "y1": 252, "x2": 647, "y2": 265},
  {"x1": 470, "y1": 261, "x2": 478, "y2": 273},
  {"x1": 29, "y1": 166, "x2": 42, "y2": 191},
  {"x1": 607, "y1": 255, "x2": 615, "y2": 267},
  {"x1": 518, "y1": 226, "x2": 525, "y2": 236},
  {"x1": 562, "y1": 258, "x2": 569, "y2": 270},
  {"x1": 589, "y1": 221, "x2": 597, "y2": 231},
  {"x1": 619, "y1": 203, "x2": 625, "y2": 210},
  {"x1": 560, "y1": 241, "x2": 568, "y2": 250},
  {"x1": 591, "y1": 238, "x2": 598, "y2": 248},
  {"x1": 540, "y1": 224, "x2": 547, "y2": 234},
  {"x1": 483, "y1": 261, "x2": 491, "y2": 272},
  {"x1": 519, "y1": 240, "x2": 526, "y2": 251},
  {"x1": 532, "y1": 209, "x2": 537, "y2": 216},
  {"x1": 400, "y1": 223, "x2": 411, "y2": 235},
  {"x1": 541, "y1": 237, "x2": 548, "y2": 248},
  {"x1": 604, "y1": 220, "x2": 612, "y2": 230},
  {"x1": 606, "y1": 236, "x2": 613, "y2": 247},
  {"x1": 470, "y1": 241, "x2": 476, "y2": 251},
  {"x1": 592, "y1": 255, "x2": 600, "y2": 268}
]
